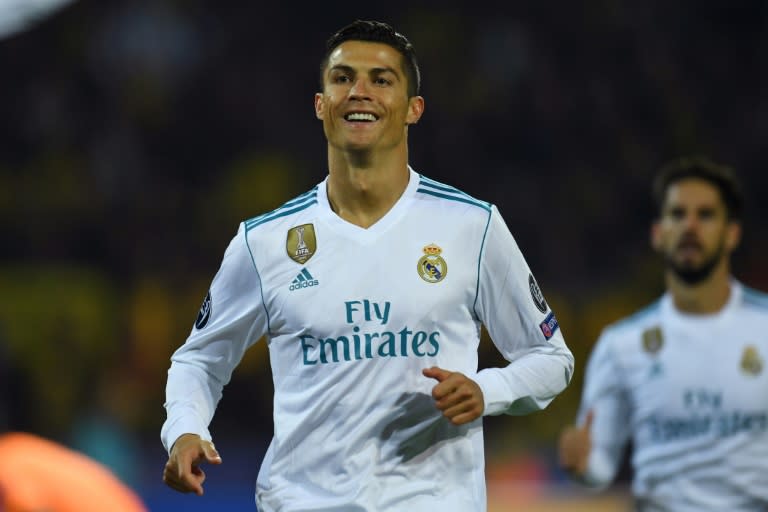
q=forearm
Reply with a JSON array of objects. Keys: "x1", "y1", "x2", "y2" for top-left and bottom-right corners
[
  {"x1": 161, "y1": 361, "x2": 224, "y2": 453},
  {"x1": 474, "y1": 345, "x2": 574, "y2": 416}
]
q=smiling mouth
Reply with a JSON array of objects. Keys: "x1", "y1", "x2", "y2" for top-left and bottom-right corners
[{"x1": 344, "y1": 112, "x2": 378, "y2": 122}]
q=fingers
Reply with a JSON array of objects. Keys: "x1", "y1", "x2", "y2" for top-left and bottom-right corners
[
  {"x1": 583, "y1": 409, "x2": 595, "y2": 430},
  {"x1": 423, "y1": 367, "x2": 485, "y2": 425},
  {"x1": 163, "y1": 459, "x2": 206, "y2": 495},
  {"x1": 202, "y1": 441, "x2": 223, "y2": 465},
  {"x1": 558, "y1": 412, "x2": 594, "y2": 476},
  {"x1": 422, "y1": 366, "x2": 451, "y2": 382},
  {"x1": 163, "y1": 435, "x2": 222, "y2": 496}
]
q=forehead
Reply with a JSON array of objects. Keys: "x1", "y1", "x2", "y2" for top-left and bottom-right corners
[
  {"x1": 664, "y1": 178, "x2": 723, "y2": 208},
  {"x1": 325, "y1": 40, "x2": 403, "y2": 72}
]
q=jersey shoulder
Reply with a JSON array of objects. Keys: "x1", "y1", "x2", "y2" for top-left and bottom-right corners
[
  {"x1": 741, "y1": 285, "x2": 768, "y2": 314},
  {"x1": 243, "y1": 186, "x2": 320, "y2": 234},
  {"x1": 600, "y1": 298, "x2": 663, "y2": 343},
  {"x1": 414, "y1": 173, "x2": 492, "y2": 219}
]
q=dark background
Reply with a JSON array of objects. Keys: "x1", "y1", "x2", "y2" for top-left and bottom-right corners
[{"x1": 1, "y1": 1, "x2": 766, "y2": 510}]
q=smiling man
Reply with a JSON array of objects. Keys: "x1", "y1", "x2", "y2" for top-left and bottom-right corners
[
  {"x1": 559, "y1": 157, "x2": 768, "y2": 511},
  {"x1": 161, "y1": 20, "x2": 573, "y2": 511}
]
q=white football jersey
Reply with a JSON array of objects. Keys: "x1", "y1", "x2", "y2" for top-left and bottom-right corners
[
  {"x1": 577, "y1": 281, "x2": 768, "y2": 511},
  {"x1": 162, "y1": 167, "x2": 574, "y2": 512}
]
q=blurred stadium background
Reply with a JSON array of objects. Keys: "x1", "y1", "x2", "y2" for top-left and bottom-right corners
[{"x1": 1, "y1": 1, "x2": 766, "y2": 510}]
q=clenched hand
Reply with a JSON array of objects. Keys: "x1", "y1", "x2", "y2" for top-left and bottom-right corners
[
  {"x1": 163, "y1": 433, "x2": 222, "y2": 496},
  {"x1": 423, "y1": 366, "x2": 485, "y2": 425},
  {"x1": 558, "y1": 409, "x2": 594, "y2": 476}
]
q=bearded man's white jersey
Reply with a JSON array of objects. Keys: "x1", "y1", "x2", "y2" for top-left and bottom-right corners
[
  {"x1": 577, "y1": 281, "x2": 768, "y2": 511},
  {"x1": 161, "y1": 167, "x2": 573, "y2": 512}
]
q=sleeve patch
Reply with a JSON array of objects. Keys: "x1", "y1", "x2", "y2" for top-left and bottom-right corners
[
  {"x1": 195, "y1": 291, "x2": 212, "y2": 329},
  {"x1": 539, "y1": 311, "x2": 559, "y2": 340},
  {"x1": 529, "y1": 273, "x2": 548, "y2": 313}
]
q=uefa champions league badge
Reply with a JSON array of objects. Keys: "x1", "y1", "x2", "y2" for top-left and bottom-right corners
[
  {"x1": 195, "y1": 291, "x2": 212, "y2": 329},
  {"x1": 740, "y1": 345, "x2": 763, "y2": 376},
  {"x1": 417, "y1": 243, "x2": 447, "y2": 283},
  {"x1": 642, "y1": 326, "x2": 664, "y2": 354},
  {"x1": 528, "y1": 274, "x2": 547, "y2": 313},
  {"x1": 287, "y1": 224, "x2": 317, "y2": 264}
]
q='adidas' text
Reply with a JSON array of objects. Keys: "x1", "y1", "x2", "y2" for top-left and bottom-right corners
[{"x1": 290, "y1": 268, "x2": 319, "y2": 291}]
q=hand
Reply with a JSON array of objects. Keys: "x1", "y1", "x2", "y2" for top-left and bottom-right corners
[
  {"x1": 163, "y1": 433, "x2": 222, "y2": 496},
  {"x1": 423, "y1": 366, "x2": 485, "y2": 425},
  {"x1": 558, "y1": 409, "x2": 593, "y2": 476}
]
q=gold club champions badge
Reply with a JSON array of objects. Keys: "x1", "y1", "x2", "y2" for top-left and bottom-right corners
[
  {"x1": 286, "y1": 224, "x2": 316, "y2": 264},
  {"x1": 417, "y1": 243, "x2": 447, "y2": 283},
  {"x1": 642, "y1": 326, "x2": 664, "y2": 354},
  {"x1": 740, "y1": 345, "x2": 763, "y2": 376}
]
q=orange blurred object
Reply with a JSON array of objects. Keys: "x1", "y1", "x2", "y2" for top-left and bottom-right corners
[{"x1": 0, "y1": 432, "x2": 147, "y2": 512}]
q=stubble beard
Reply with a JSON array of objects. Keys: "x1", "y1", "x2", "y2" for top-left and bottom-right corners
[{"x1": 665, "y1": 239, "x2": 726, "y2": 285}]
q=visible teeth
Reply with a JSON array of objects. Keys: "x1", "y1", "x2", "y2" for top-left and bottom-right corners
[{"x1": 345, "y1": 112, "x2": 376, "y2": 121}]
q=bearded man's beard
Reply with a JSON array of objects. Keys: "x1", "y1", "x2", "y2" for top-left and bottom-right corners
[{"x1": 665, "y1": 239, "x2": 726, "y2": 285}]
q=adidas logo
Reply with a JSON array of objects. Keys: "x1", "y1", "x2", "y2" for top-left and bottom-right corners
[{"x1": 289, "y1": 268, "x2": 319, "y2": 291}]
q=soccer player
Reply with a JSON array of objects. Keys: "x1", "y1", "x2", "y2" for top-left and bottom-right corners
[
  {"x1": 161, "y1": 19, "x2": 574, "y2": 511},
  {"x1": 0, "y1": 431, "x2": 147, "y2": 512},
  {"x1": 558, "y1": 157, "x2": 768, "y2": 511}
]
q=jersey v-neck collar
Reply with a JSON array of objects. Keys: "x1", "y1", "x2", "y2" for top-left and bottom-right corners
[
  {"x1": 316, "y1": 166, "x2": 419, "y2": 243},
  {"x1": 662, "y1": 279, "x2": 742, "y2": 326}
]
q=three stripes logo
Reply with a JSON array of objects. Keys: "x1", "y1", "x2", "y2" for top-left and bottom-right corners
[{"x1": 289, "y1": 268, "x2": 319, "y2": 291}]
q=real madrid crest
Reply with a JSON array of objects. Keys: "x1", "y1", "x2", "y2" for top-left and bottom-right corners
[
  {"x1": 642, "y1": 326, "x2": 663, "y2": 354},
  {"x1": 740, "y1": 345, "x2": 763, "y2": 376},
  {"x1": 417, "y1": 243, "x2": 447, "y2": 283},
  {"x1": 286, "y1": 224, "x2": 316, "y2": 264}
]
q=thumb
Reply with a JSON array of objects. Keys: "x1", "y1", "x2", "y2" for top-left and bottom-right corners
[
  {"x1": 422, "y1": 366, "x2": 451, "y2": 382},
  {"x1": 582, "y1": 409, "x2": 595, "y2": 431},
  {"x1": 203, "y1": 442, "x2": 222, "y2": 464}
]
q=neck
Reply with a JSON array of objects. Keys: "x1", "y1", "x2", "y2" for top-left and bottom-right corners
[
  {"x1": 325, "y1": 147, "x2": 410, "y2": 228},
  {"x1": 667, "y1": 261, "x2": 732, "y2": 314}
]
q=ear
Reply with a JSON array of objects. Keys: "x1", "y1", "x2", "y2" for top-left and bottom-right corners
[
  {"x1": 314, "y1": 92, "x2": 325, "y2": 120},
  {"x1": 725, "y1": 221, "x2": 742, "y2": 252},
  {"x1": 405, "y1": 95, "x2": 425, "y2": 125},
  {"x1": 650, "y1": 221, "x2": 663, "y2": 252}
]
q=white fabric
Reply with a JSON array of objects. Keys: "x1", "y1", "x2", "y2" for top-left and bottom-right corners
[
  {"x1": 576, "y1": 281, "x2": 768, "y2": 511},
  {"x1": 162, "y1": 167, "x2": 573, "y2": 511}
]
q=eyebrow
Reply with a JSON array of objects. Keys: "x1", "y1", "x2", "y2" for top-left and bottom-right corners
[{"x1": 329, "y1": 64, "x2": 400, "y2": 78}]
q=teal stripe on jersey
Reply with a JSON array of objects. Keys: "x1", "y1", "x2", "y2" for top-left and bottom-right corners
[
  {"x1": 743, "y1": 286, "x2": 768, "y2": 309},
  {"x1": 417, "y1": 175, "x2": 491, "y2": 211},
  {"x1": 245, "y1": 188, "x2": 318, "y2": 230},
  {"x1": 610, "y1": 299, "x2": 662, "y2": 330},
  {"x1": 245, "y1": 188, "x2": 317, "y2": 226},
  {"x1": 472, "y1": 208, "x2": 494, "y2": 317},
  {"x1": 243, "y1": 227, "x2": 272, "y2": 334}
]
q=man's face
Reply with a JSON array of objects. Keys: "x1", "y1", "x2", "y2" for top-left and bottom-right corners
[
  {"x1": 315, "y1": 41, "x2": 423, "y2": 154},
  {"x1": 651, "y1": 178, "x2": 740, "y2": 284}
]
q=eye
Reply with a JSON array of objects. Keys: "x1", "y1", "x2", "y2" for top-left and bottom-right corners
[
  {"x1": 698, "y1": 207, "x2": 716, "y2": 220},
  {"x1": 333, "y1": 74, "x2": 352, "y2": 84},
  {"x1": 667, "y1": 207, "x2": 685, "y2": 220},
  {"x1": 374, "y1": 76, "x2": 392, "y2": 86}
]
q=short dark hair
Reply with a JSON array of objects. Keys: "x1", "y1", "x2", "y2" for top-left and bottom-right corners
[
  {"x1": 320, "y1": 19, "x2": 421, "y2": 97},
  {"x1": 652, "y1": 156, "x2": 744, "y2": 220}
]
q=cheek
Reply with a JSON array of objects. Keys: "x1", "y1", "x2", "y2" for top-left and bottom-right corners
[{"x1": 656, "y1": 225, "x2": 681, "y2": 251}]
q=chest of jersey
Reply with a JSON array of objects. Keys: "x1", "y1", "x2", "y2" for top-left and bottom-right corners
[
  {"x1": 253, "y1": 213, "x2": 486, "y2": 382},
  {"x1": 625, "y1": 318, "x2": 768, "y2": 444}
]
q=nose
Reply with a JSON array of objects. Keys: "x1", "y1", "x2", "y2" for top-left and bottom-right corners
[
  {"x1": 680, "y1": 212, "x2": 701, "y2": 233},
  {"x1": 348, "y1": 78, "x2": 371, "y2": 99}
]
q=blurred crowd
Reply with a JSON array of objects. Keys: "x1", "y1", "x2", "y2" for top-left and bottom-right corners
[{"x1": 1, "y1": 0, "x2": 766, "y2": 507}]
